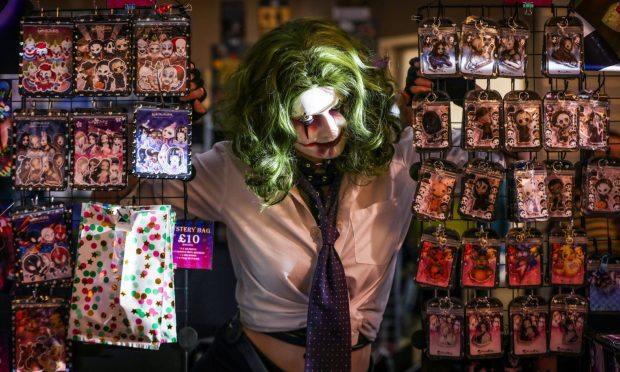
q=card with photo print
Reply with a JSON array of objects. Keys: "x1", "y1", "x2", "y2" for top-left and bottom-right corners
[
  {"x1": 411, "y1": 159, "x2": 459, "y2": 221},
  {"x1": 498, "y1": 18, "x2": 529, "y2": 78},
  {"x1": 503, "y1": 90, "x2": 542, "y2": 152},
  {"x1": 549, "y1": 294, "x2": 587, "y2": 355},
  {"x1": 506, "y1": 227, "x2": 543, "y2": 288},
  {"x1": 543, "y1": 16, "x2": 583, "y2": 78},
  {"x1": 411, "y1": 91, "x2": 451, "y2": 151},
  {"x1": 466, "y1": 297, "x2": 503, "y2": 359},
  {"x1": 418, "y1": 18, "x2": 459, "y2": 78},
  {"x1": 578, "y1": 91, "x2": 609, "y2": 151},
  {"x1": 463, "y1": 89, "x2": 502, "y2": 151},
  {"x1": 425, "y1": 297, "x2": 465, "y2": 360},
  {"x1": 509, "y1": 296, "x2": 548, "y2": 357},
  {"x1": 460, "y1": 16, "x2": 498, "y2": 78},
  {"x1": 582, "y1": 157, "x2": 620, "y2": 215},
  {"x1": 545, "y1": 160, "x2": 574, "y2": 219},
  {"x1": 543, "y1": 91, "x2": 579, "y2": 151},
  {"x1": 460, "y1": 227, "x2": 500, "y2": 289},
  {"x1": 458, "y1": 159, "x2": 504, "y2": 222},
  {"x1": 415, "y1": 225, "x2": 459, "y2": 289}
]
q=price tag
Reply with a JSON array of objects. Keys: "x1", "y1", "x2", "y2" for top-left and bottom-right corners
[{"x1": 172, "y1": 219, "x2": 213, "y2": 270}]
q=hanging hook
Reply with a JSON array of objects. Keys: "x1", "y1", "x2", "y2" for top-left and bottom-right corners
[{"x1": 594, "y1": 73, "x2": 606, "y2": 95}]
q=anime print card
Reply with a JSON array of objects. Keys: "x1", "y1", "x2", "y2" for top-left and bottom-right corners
[
  {"x1": 458, "y1": 159, "x2": 504, "y2": 222},
  {"x1": 134, "y1": 18, "x2": 190, "y2": 96},
  {"x1": 411, "y1": 159, "x2": 459, "y2": 221},
  {"x1": 415, "y1": 225, "x2": 459, "y2": 289},
  {"x1": 71, "y1": 113, "x2": 127, "y2": 189},
  {"x1": 12, "y1": 112, "x2": 68, "y2": 191},
  {"x1": 498, "y1": 20, "x2": 529, "y2": 78},
  {"x1": 460, "y1": 227, "x2": 499, "y2": 288},
  {"x1": 544, "y1": 16, "x2": 583, "y2": 78},
  {"x1": 588, "y1": 255, "x2": 620, "y2": 312},
  {"x1": 418, "y1": 18, "x2": 458, "y2": 78},
  {"x1": 549, "y1": 294, "x2": 587, "y2": 354},
  {"x1": 578, "y1": 92, "x2": 609, "y2": 151},
  {"x1": 133, "y1": 106, "x2": 191, "y2": 179},
  {"x1": 425, "y1": 297, "x2": 464, "y2": 359},
  {"x1": 503, "y1": 90, "x2": 542, "y2": 152},
  {"x1": 549, "y1": 227, "x2": 586, "y2": 286},
  {"x1": 460, "y1": 16, "x2": 498, "y2": 78},
  {"x1": 463, "y1": 89, "x2": 502, "y2": 151},
  {"x1": 506, "y1": 228, "x2": 543, "y2": 287},
  {"x1": 19, "y1": 19, "x2": 73, "y2": 97},
  {"x1": 74, "y1": 17, "x2": 132, "y2": 96},
  {"x1": 509, "y1": 161, "x2": 549, "y2": 222},
  {"x1": 466, "y1": 297, "x2": 503, "y2": 359},
  {"x1": 545, "y1": 160, "x2": 574, "y2": 219},
  {"x1": 543, "y1": 91, "x2": 579, "y2": 151},
  {"x1": 509, "y1": 296, "x2": 548, "y2": 356},
  {"x1": 582, "y1": 157, "x2": 620, "y2": 215},
  {"x1": 12, "y1": 298, "x2": 69, "y2": 372},
  {"x1": 411, "y1": 91, "x2": 451, "y2": 151}
]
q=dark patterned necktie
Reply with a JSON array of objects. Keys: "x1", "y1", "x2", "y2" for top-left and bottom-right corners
[{"x1": 297, "y1": 173, "x2": 351, "y2": 372}]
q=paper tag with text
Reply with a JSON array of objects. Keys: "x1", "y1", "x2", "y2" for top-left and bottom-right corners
[{"x1": 172, "y1": 219, "x2": 214, "y2": 270}]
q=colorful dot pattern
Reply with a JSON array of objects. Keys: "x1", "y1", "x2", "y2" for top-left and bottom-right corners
[{"x1": 68, "y1": 202, "x2": 177, "y2": 350}]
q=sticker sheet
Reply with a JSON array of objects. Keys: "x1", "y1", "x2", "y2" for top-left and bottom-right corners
[
  {"x1": 426, "y1": 298, "x2": 464, "y2": 359},
  {"x1": 71, "y1": 114, "x2": 126, "y2": 189},
  {"x1": 74, "y1": 18, "x2": 132, "y2": 95},
  {"x1": 549, "y1": 235, "x2": 586, "y2": 286},
  {"x1": 578, "y1": 95, "x2": 610, "y2": 151},
  {"x1": 415, "y1": 228, "x2": 458, "y2": 289},
  {"x1": 463, "y1": 90, "x2": 502, "y2": 151},
  {"x1": 461, "y1": 239, "x2": 499, "y2": 288},
  {"x1": 544, "y1": 93, "x2": 579, "y2": 151},
  {"x1": 20, "y1": 20, "x2": 73, "y2": 97},
  {"x1": 133, "y1": 107, "x2": 191, "y2": 179},
  {"x1": 544, "y1": 18, "x2": 583, "y2": 77},
  {"x1": 509, "y1": 299, "x2": 548, "y2": 356},
  {"x1": 412, "y1": 94, "x2": 451, "y2": 151},
  {"x1": 498, "y1": 25, "x2": 528, "y2": 78},
  {"x1": 411, "y1": 160, "x2": 458, "y2": 221},
  {"x1": 510, "y1": 162, "x2": 549, "y2": 222},
  {"x1": 503, "y1": 93, "x2": 542, "y2": 152},
  {"x1": 506, "y1": 229, "x2": 543, "y2": 287},
  {"x1": 460, "y1": 17, "x2": 498, "y2": 78},
  {"x1": 466, "y1": 299, "x2": 503, "y2": 358},
  {"x1": 545, "y1": 160, "x2": 574, "y2": 219},
  {"x1": 458, "y1": 160, "x2": 504, "y2": 221},
  {"x1": 549, "y1": 295, "x2": 587, "y2": 354},
  {"x1": 583, "y1": 158, "x2": 620, "y2": 215},
  {"x1": 418, "y1": 18, "x2": 458, "y2": 77}
]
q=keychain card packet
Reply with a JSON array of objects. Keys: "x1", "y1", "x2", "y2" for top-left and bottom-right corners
[
  {"x1": 588, "y1": 255, "x2": 620, "y2": 312},
  {"x1": 133, "y1": 105, "x2": 192, "y2": 179},
  {"x1": 425, "y1": 297, "x2": 464, "y2": 359},
  {"x1": 498, "y1": 18, "x2": 529, "y2": 78},
  {"x1": 466, "y1": 297, "x2": 503, "y2": 359},
  {"x1": 508, "y1": 161, "x2": 549, "y2": 222},
  {"x1": 70, "y1": 110, "x2": 127, "y2": 190},
  {"x1": 549, "y1": 224, "x2": 586, "y2": 286},
  {"x1": 134, "y1": 17, "x2": 190, "y2": 96},
  {"x1": 543, "y1": 90, "x2": 579, "y2": 151},
  {"x1": 460, "y1": 227, "x2": 500, "y2": 289},
  {"x1": 545, "y1": 160, "x2": 574, "y2": 219},
  {"x1": 12, "y1": 110, "x2": 68, "y2": 191},
  {"x1": 460, "y1": 16, "x2": 499, "y2": 79},
  {"x1": 411, "y1": 159, "x2": 459, "y2": 221},
  {"x1": 74, "y1": 16, "x2": 132, "y2": 96},
  {"x1": 12, "y1": 296, "x2": 69, "y2": 372},
  {"x1": 12, "y1": 204, "x2": 71, "y2": 287},
  {"x1": 415, "y1": 225, "x2": 459, "y2": 289},
  {"x1": 418, "y1": 17, "x2": 459, "y2": 78},
  {"x1": 411, "y1": 91, "x2": 451, "y2": 151},
  {"x1": 458, "y1": 159, "x2": 504, "y2": 222},
  {"x1": 578, "y1": 91, "x2": 610, "y2": 150},
  {"x1": 19, "y1": 17, "x2": 73, "y2": 97},
  {"x1": 506, "y1": 227, "x2": 543, "y2": 288},
  {"x1": 509, "y1": 295, "x2": 548, "y2": 357},
  {"x1": 463, "y1": 89, "x2": 502, "y2": 151},
  {"x1": 582, "y1": 157, "x2": 620, "y2": 215},
  {"x1": 543, "y1": 16, "x2": 583, "y2": 78},
  {"x1": 549, "y1": 294, "x2": 587, "y2": 354},
  {"x1": 503, "y1": 90, "x2": 542, "y2": 152}
]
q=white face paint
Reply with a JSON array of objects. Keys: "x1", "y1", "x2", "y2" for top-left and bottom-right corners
[{"x1": 292, "y1": 87, "x2": 347, "y2": 163}]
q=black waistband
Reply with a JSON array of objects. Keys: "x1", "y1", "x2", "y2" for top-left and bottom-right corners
[{"x1": 264, "y1": 328, "x2": 372, "y2": 351}]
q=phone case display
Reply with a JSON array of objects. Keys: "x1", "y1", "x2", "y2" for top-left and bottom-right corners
[
  {"x1": 411, "y1": 91, "x2": 451, "y2": 151},
  {"x1": 12, "y1": 205, "x2": 71, "y2": 287},
  {"x1": 12, "y1": 111, "x2": 68, "y2": 191},
  {"x1": 466, "y1": 297, "x2": 503, "y2": 359},
  {"x1": 549, "y1": 294, "x2": 587, "y2": 354},
  {"x1": 69, "y1": 202, "x2": 177, "y2": 350},
  {"x1": 582, "y1": 157, "x2": 620, "y2": 216},
  {"x1": 588, "y1": 255, "x2": 620, "y2": 312},
  {"x1": 545, "y1": 160, "x2": 574, "y2": 219},
  {"x1": 74, "y1": 16, "x2": 132, "y2": 96},
  {"x1": 70, "y1": 111, "x2": 127, "y2": 189},
  {"x1": 19, "y1": 18, "x2": 73, "y2": 97},
  {"x1": 133, "y1": 105, "x2": 192, "y2": 179},
  {"x1": 503, "y1": 90, "x2": 542, "y2": 152},
  {"x1": 460, "y1": 16, "x2": 498, "y2": 79},
  {"x1": 509, "y1": 295, "x2": 548, "y2": 356},
  {"x1": 415, "y1": 225, "x2": 459, "y2": 289},
  {"x1": 543, "y1": 16, "x2": 583, "y2": 78},
  {"x1": 498, "y1": 18, "x2": 529, "y2": 78},
  {"x1": 543, "y1": 90, "x2": 579, "y2": 151},
  {"x1": 462, "y1": 89, "x2": 502, "y2": 151},
  {"x1": 460, "y1": 227, "x2": 499, "y2": 289},
  {"x1": 425, "y1": 297, "x2": 464, "y2": 359},
  {"x1": 411, "y1": 159, "x2": 459, "y2": 221},
  {"x1": 418, "y1": 18, "x2": 458, "y2": 78},
  {"x1": 458, "y1": 159, "x2": 504, "y2": 221},
  {"x1": 549, "y1": 224, "x2": 587, "y2": 287},
  {"x1": 578, "y1": 91, "x2": 609, "y2": 150},
  {"x1": 506, "y1": 227, "x2": 543, "y2": 288},
  {"x1": 508, "y1": 161, "x2": 549, "y2": 222},
  {"x1": 134, "y1": 17, "x2": 190, "y2": 96},
  {"x1": 12, "y1": 297, "x2": 69, "y2": 372}
]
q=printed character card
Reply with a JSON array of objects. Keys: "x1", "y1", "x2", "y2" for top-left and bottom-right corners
[
  {"x1": 74, "y1": 18, "x2": 132, "y2": 95},
  {"x1": 549, "y1": 230, "x2": 586, "y2": 286},
  {"x1": 578, "y1": 93, "x2": 609, "y2": 150},
  {"x1": 544, "y1": 16, "x2": 583, "y2": 77},
  {"x1": 549, "y1": 294, "x2": 587, "y2": 354},
  {"x1": 460, "y1": 227, "x2": 499, "y2": 288},
  {"x1": 418, "y1": 18, "x2": 458, "y2": 77},
  {"x1": 411, "y1": 159, "x2": 458, "y2": 221},
  {"x1": 12, "y1": 113, "x2": 68, "y2": 190},
  {"x1": 415, "y1": 226, "x2": 459, "y2": 289},
  {"x1": 460, "y1": 16, "x2": 498, "y2": 78},
  {"x1": 12, "y1": 206, "x2": 71, "y2": 286},
  {"x1": 498, "y1": 20, "x2": 529, "y2": 78},
  {"x1": 509, "y1": 297, "x2": 548, "y2": 356},
  {"x1": 0, "y1": 80, "x2": 12, "y2": 177},
  {"x1": 134, "y1": 18, "x2": 189, "y2": 96},
  {"x1": 466, "y1": 297, "x2": 503, "y2": 358},
  {"x1": 458, "y1": 159, "x2": 504, "y2": 221},
  {"x1": 20, "y1": 20, "x2": 73, "y2": 97},
  {"x1": 426, "y1": 297, "x2": 464, "y2": 359},
  {"x1": 12, "y1": 299, "x2": 68, "y2": 372},
  {"x1": 133, "y1": 106, "x2": 191, "y2": 179},
  {"x1": 583, "y1": 157, "x2": 620, "y2": 215},
  {"x1": 545, "y1": 160, "x2": 574, "y2": 219},
  {"x1": 509, "y1": 161, "x2": 549, "y2": 222},
  {"x1": 587, "y1": 256, "x2": 620, "y2": 312},
  {"x1": 506, "y1": 228, "x2": 543, "y2": 287},
  {"x1": 503, "y1": 90, "x2": 542, "y2": 152},
  {"x1": 543, "y1": 91, "x2": 579, "y2": 151},
  {"x1": 411, "y1": 92, "x2": 451, "y2": 150},
  {"x1": 71, "y1": 114, "x2": 126, "y2": 189},
  {"x1": 463, "y1": 90, "x2": 502, "y2": 151}
]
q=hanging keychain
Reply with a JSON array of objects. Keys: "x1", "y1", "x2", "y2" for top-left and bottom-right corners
[
  {"x1": 458, "y1": 159, "x2": 504, "y2": 221},
  {"x1": 549, "y1": 221, "x2": 587, "y2": 286},
  {"x1": 588, "y1": 254, "x2": 620, "y2": 312},
  {"x1": 545, "y1": 160, "x2": 574, "y2": 219},
  {"x1": 549, "y1": 293, "x2": 587, "y2": 355},
  {"x1": 498, "y1": 16, "x2": 529, "y2": 78},
  {"x1": 466, "y1": 296, "x2": 504, "y2": 359},
  {"x1": 578, "y1": 83, "x2": 610, "y2": 150},
  {"x1": 543, "y1": 15, "x2": 584, "y2": 78},
  {"x1": 411, "y1": 90, "x2": 452, "y2": 151},
  {"x1": 508, "y1": 160, "x2": 549, "y2": 222},
  {"x1": 582, "y1": 157, "x2": 620, "y2": 215},
  {"x1": 503, "y1": 89, "x2": 542, "y2": 152},
  {"x1": 509, "y1": 295, "x2": 548, "y2": 357},
  {"x1": 460, "y1": 16, "x2": 499, "y2": 79},
  {"x1": 415, "y1": 224, "x2": 459, "y2": 289},
  {"x1": 418, "y1": 16, "x2": 459, "y2": 78},
  {"x1": 543, "y1": 89, "x2": 579, "y2": 151},
  {"x1": 425, "y1": 296, "x2": 465, "y2": 359},
  {"x1": 462, "y1": 88, "x2": 503, "y2": 151},
  {"x1": 506, "y1": 227, "x2": 543, "y2": 287},
  {"x1": 411, "y1": 158, "x2": 459, "y2": 221},
  {"x1": 460, "y1": 226, "x2": 500, "y2": 289}
]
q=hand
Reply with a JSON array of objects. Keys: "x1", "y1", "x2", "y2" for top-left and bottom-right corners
[
  {"x1": 180, "y1": 62, "x2": 208, "y2": 121},
  {"x1": 402, "y1": 57, "x2": 432, "y2": 103}
]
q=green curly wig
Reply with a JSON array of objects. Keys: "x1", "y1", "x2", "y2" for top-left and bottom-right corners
[{"x1": 214, "y1": 18, "x2": 401, "y2": 206}]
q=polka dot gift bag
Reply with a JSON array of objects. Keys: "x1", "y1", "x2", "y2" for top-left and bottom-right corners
[{"x1": 68, "y1": 202, "x2": 177, "y2": 350}]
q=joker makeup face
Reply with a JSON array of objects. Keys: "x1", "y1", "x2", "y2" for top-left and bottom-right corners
[{"x1": 292, "y1": 87, "x2": 347, "y2": 163}]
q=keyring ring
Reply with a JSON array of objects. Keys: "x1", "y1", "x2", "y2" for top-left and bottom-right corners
[
  {"x1": 598, "y1": 158, "x2": 609, "y2": 169},
  {"x1": 426, "y1": 91, "x2": 437, "y2": 103},
  {"x1": 478, "y1": 91, "x2": 489, "y2": 101},
  {"x1": 433, "y1": 160, "x2": 444, "y2": 171},
  {"x1": 592, "y1": 92, "x2": 600, "y2": 101},
  {"x1": 552, "y1": 161, "x2": 562, "y2": 174},
  {"x1": 518, "y1": 91, "x2": 530, "y2": 101},
  {"x1": 557, "y1": 92, "x2": 566, "y2": 102}
]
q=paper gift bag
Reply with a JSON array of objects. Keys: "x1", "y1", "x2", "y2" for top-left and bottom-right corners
[{"x1": 68, "y1": 202, "x2": 177, "y2": 350}]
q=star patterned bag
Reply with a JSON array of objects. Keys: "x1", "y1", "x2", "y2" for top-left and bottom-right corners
[{"x1": 68, "y1": 202, "x2": 177, "y2": 350}]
